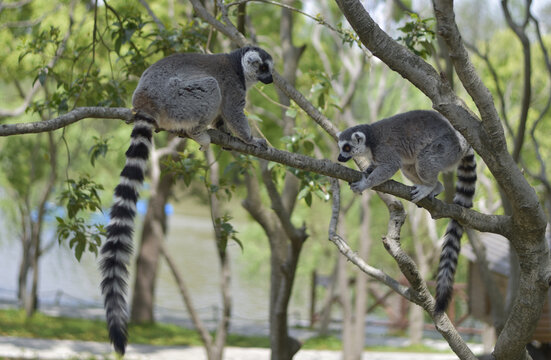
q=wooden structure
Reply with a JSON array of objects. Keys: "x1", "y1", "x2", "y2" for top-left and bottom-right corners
[{"x1": 462, "y1": 233, "x2": 551, "y2": 343}]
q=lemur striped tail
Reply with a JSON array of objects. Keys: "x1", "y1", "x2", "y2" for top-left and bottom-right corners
[
  {"x1": 99, "y1": 114, "x2": 154, "y2": 354},
  {"x1": 434, "y1": 149, "x2": 476, "y2": 314}
]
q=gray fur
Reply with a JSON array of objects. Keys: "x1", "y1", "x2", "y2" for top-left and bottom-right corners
[
  {"x1": 338, "y1": 110, "x2": 477, "y2": 313},
  {"x1": 100, "y1": 46, "x2": 273, "y2": 355},
  {"x1": 132, "y1": 45, "x2": 273, "y2": 150},
  {"x1": 337, "y1": 110, "x2": 468, "y2": 202}
]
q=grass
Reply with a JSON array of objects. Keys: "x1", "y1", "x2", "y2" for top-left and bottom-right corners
[
  {"x1": 0, "y1": 309, "x2": 269, "y2": 348},
  {"x1": 301, "y1": 335, "x2": 451, "y2": 353},
  {"x1": 0, "y1": 309, "x2": 450, "y2": 353}
]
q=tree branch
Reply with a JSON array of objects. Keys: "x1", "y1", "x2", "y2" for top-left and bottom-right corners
[
  {"x1": 328, "y1": 179, "x2": 414, "y2": 300},
  {"x1": 207, "y1": 129, "x2": 511, "y2": 236},
  {"x1": 501, "y1": 0, "x2": 532, "y2": 162},
  {"x1": 260, "y1": 160, "x2": 307, "y2": 243},
  {"x1": 0, "y1": 105, "x2": 512, "y2": 237},
  {"x1": 138, "y1": 0, "x2": 165, "y2": 32},
  {"x1": 329, "y1": 173, "x2": 477, "y2": 359},
  {"x1": 0, "y1": 107, "x2": 132, "y2": 136}
]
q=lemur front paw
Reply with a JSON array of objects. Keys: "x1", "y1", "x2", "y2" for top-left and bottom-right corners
[
  {"x1": 349, "y1": 175, "x2": 369, "y2": 194},
  {"x1": 411, "y1": 184, "x2": 435, "y2": 203}
]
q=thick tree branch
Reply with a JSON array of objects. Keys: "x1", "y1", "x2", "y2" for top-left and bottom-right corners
[
  {"x1": 1, "y1": 106, "x2": 512, "y2": 237},
  {"x1": 333, "y1": 0, "x2": 545, "y2": 233},
  {"x1": 260, "y1": 160, "x2": 306, "y2": 243},
  {"x1": 207, "y1": 129, "x2": 511, "y2": 236},
  {"x1": 432, "y1": 1, "x2": 505, "y2": 146},
  {"x1": 0, "y1": 0, "x2": 32, "y2": 12},
  {"x1": 431, "y1": 0, "x2": 545, "y2": 232},
  {"x1": 241, "y1": 170, "x2": 276, "y2": 234},
  {"x1": 332, "y1": 2, "x2": 549, "y2": 359}
]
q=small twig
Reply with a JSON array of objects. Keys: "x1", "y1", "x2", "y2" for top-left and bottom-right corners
[
  {"x1": 227, "y1": 0, "x2": 340, "y2": 33},
  {"x1": 227, "y1": 0, "x2": 371, "y2": 57},
  {"x1": 138, "y1": 0, "x2": 165, "y2": 32},
  {"x1": 253, "y1": 86, "x2": 292, "y2": 110}
]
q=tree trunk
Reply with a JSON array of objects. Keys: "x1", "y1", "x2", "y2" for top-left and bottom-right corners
[
  {"x1": 269, "y1": 232, "x2": 302, "y2": 360},
  {"x1": 262, "y1": 3, "x2": 306, "y2": 359},
  {"x1": 17, "y1": 225, "x2": 31, "y2": 306},
  {"x1": 350, "y1": 194, "x2": 372, "y2": 358},
  {"x1": 338, "y1": 194, "x2": 371, "y2": 360},
  {"x1": 129, "y1": 175, "x2": 171, "y2": 323},
  {"x1": 26, "y1": 227, "x2": 40, "y2": 316},
  {"x1": 338, "y1": 236, "x2": 355, "y2": 360},
  {"x1": 131, "y1": 139, "x2": 184, "y2": 323},
  {"x1": 22, "y1": 132, "x2": 57, "y2": 317},
  {"x1": 409, "y1": 304, "x2": 424, "y2": 344},
  {"x1": 205, "y1": 147, "x2": 232, "y2": 360}
]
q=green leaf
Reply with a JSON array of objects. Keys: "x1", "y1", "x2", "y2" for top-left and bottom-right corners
[
  {"x1": 36, "y1": 69, "x2": 47, "y2": 86},
  {"x1": 75, "y1": 240, "x2": 85, "y2": 262},
  {"x1": 303, "y1": 140, "x2": 314, "y2": 154},
  {"x1": 247, "y1": 113, "x2": 263, "y2": 123},
  {"x1": 305, "y1": 192, "x2": 312, "y2": 207},
  {"x1": 314, "y1": 189, "x2": 327, "y2": 200},
  {"x1": 285, "y1": 108, "x2": 297, "y2": 118},
  {"x1": 231, "y1": 237, "x2": 244, "y2": 252},
  {"x1": 114, "y1": 35, "x2": 122, "y2": 54},
  {"x1": 297, "y1": 187, "x2": 310, "y2": 201}
]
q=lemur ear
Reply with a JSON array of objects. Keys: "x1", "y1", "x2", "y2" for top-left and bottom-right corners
[
  {"x1": 352, "y1": 131, "x2": 365, "y2": 145},
  {"x1": 336, "y1": 131, "x2": 342, "y2": 138}
]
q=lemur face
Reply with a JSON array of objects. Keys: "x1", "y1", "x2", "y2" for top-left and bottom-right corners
[
  {"x1": 337, "y1": 131, "x2": 367, "y2": 162},
  {"x1": 241, "y1": 46, "x2": 274, "y2": 86}
]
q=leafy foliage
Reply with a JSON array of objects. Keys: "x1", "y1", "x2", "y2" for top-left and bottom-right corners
[
  {"x1": 56, "y1": 175, "x2": 105, "y2": 260},
  {"x1": 88, "y1": 136, "x2": 110, "y2": 167},
  {"x1": 396, "y1": 13, "x2": 436, "y2": 59},
  {"x1": 224, "y1": 154, "x2": 256, "y2": 176},
  {"x1": 146, "y1": 21, "x2": 208, "y2": 56},
  {"x1": 0, "y1": 135, "x2": 49, "y2": 198},
  {"x1": 18, "y1": 26, "x2": 62, "y2": 65},
  {"x1": 279, "y1": 131, "x2": 331, "y2": 207},
  {"x1": 162, "y1": 152, "x2": 205, "y2": 187},
  {"x1": 214, "y1": 214, "x2": 243, "y2": 255}
]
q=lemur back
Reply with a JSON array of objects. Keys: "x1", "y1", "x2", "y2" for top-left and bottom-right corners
[
  {"x1": 337, "y1": 110, "x2": 477, "y2": 314},
  {"x1": 100, "y1": 46, "x2": 273, "y2": 355}
]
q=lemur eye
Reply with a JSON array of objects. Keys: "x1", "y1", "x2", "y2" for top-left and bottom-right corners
[
  {"x1": 259, "y1": 64, "x2": 268, "y2": 72},
  {"x1": 343, "y1": 144, "x2": 351, "y2": 152}
]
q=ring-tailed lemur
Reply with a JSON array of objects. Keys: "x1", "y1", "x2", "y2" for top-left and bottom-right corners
[
  {"x1": 337, "y1": 110, "x2": 476, "y2": 314},
  {"x1": 100, "y1": 46, "x2": 273, "y2": 355}
]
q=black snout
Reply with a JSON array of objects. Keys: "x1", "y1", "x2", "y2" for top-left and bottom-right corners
[
  {"x1": 259, "y1": 74, "x2": 273, "y2": 84},
  {"x1": 338, "y1": 154, "x2": 351, "y2": 162}
]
